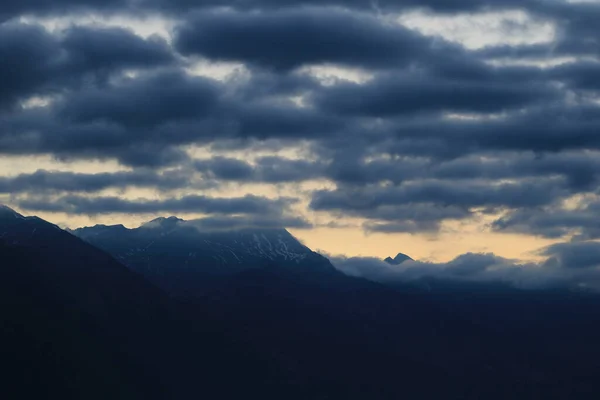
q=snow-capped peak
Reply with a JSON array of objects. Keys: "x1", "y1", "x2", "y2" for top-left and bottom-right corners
[{"x1": 141, "y1": 216, "x2": 184, "y2": 229}]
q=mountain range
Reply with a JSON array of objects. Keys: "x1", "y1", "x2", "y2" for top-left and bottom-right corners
[
  {"x1": 70, "y1": 216, "x2": 337, "y2": 296},
  {"x1": 4, "y1": 205, "x2": 600, "y2": 399}
]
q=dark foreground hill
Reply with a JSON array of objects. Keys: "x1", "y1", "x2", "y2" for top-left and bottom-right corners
[
  {"x1": 5, "y1": 207, "x2": 600, "y2": 399},
  {"x1": 0, "y1": 207, "x2": 290, "y2": 399}
]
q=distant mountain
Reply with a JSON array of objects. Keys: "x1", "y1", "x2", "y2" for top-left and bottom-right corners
[
  {"x1": 384, "y1": 252, "x2": 413, "y2": 265},
  {"x1": 72, "y1": 217, "x2": 338, "y2": 295}
]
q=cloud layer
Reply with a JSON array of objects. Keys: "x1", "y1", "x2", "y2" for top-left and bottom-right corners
[
  {"x1": 332, "y1": 240, "x2": 600, "y2": 291},
  {"x1": 2, "y1": 0, "x2": 600, "y2": 259}
]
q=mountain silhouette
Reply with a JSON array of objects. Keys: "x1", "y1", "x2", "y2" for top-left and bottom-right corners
[
  {"x1": 6, "y1": 207, "x2": 600, "y2": 399},
  {"x1": 384, "y1": 252, "x2": 414, "y2": 265},
  {"x1": 72, "y1": 217, "x2": 337, "y2": 295},
  {"x1": 1, "y1": 206, "x2": 173, "y2": 399},
  {"x1": 0, "y1": 207, "x2": 299, "y2": 399}
]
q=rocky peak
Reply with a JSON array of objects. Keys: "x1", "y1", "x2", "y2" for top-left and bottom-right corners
[{"x1": 384, "y1": 253, "x2": 413, "y2": 265}]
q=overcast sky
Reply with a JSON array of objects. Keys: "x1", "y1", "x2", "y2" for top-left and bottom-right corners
[{"x1": 2, "y1": 0, "x2": 600, "y2": 263}]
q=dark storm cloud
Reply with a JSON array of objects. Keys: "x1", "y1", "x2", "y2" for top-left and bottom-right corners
[
  {"x1": 379, "y1": 105, "x2": 600, "y2": 157},
  {"x1": 231, "y1": 102, "x2": 344, "y2": 140},
  {"x1": 0, "y1": 169, "x2": 202, "y2": 194},
  {"x1": 59, "y1": 26, "x2": 174, "y2": 77},
  {"x1": 57, "y1": 70, "x2": 219, "y2": 128},
  {"x1": 321, "y1": 151, "x2": 600, "y2": 191},
  {"x1": 232, "y1": 69, "x2": 321, "y2": 100},
  {"x1": 200, "y1": 150, "x2": 599, "y2": 188},
  {"x1": 477, "y1": 42, "x2": 600, "y2": 76},
  {"x1": 174, "y1": 8, "x2": 468, "y2": 71},
  {"x1": 475, "y1": 40, "x2": 600, "y2": 60},
  {"x1": 194, "y1": 156, "x2": 326, "y2": 183},
  {"x1": 0, "y1": 23, "x2": 60, "y2": 109},
  {"x1": 0, "y1": 0, "x2": 544, "y2": 21},
  {"x1": 542, "y1": 242, "x2": 600, "y2": 270},
  {"x1": 191, "y1": 149, "x2": 600, "y2": 196},
  {"x1": 145, "y1": 0, "x2": 547, "y2": 15},
  {"x1": 112, "y1": 145, "x2": 192, "y2": 168},
  {"x1": 360, "y1": 203, "x2": 472, "y2": 233},
  {"x1": 0, "y1": 107, "x2": 193, "y2": 167},
  {"x1": 0, "y1": 22, "x2": 174, "y2": 110},
  {"x1": 309, "y1": 178, "x2": 576, "y2": 233},
  {"x1": 0, "y1": 0, "x2": 127, "y2": 21},
  {"x1": 548, "y1": 62, "x2": 600, "y2": 91},
  {"x1": 313, "y1": 72, "x2": 558, "y2": 116},
  {"x1": 539, "y1": 0, "x2": 600, "y2": 40},
  {"x1": 3, "y1": 0, "x2": 600, "y2": 241},
  {"x1": 11, "y1": 96, "x2": 596, "y2": 169},
  {"x1": 1, "y1": 14, "x2": 595, "y2": 169},
  {"x1": 0, "y1": 68, "x2": 347, "y2": 166},
  {"x1": 431, "y1": 153, "x2": 600, "y2": 190},
  {"x1": 492, "y1": 201, "x2": 600, "y2": 240},
  {"x1": 253, "y1": 156, "x2": 325, "y2": 182},
  {"x1": 361, "y1": 208, "x2": 471, "y2": 233},
  {"x1": 17, "y1": 194, "x2": 296, "y2": 215},
  {"x1": 195, "y1": 157, "x2": 254, "y2": 181},
  {"x1": 311, "y1": 179, "x2": 569, "y2": 212}
]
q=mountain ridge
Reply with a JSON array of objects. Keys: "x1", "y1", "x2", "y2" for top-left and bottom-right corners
[
  {"x1": 72, "y1": 215, "x2": 338, "y2": 295},
  {"x1": 6, "y1": 207, "x2": 600, "y2": 398}
]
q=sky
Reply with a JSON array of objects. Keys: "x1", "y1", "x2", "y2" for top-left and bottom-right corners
[{"x1": 2, "y1": 0, "x2": 600, "y2": 264}]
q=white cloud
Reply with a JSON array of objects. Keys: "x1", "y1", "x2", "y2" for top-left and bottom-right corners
[
  {"x1": 396, "y1": 9, "x2": 556, "y2": 50},
  {"x1": 19, "y1": 14, "x2": 175, "y2": 41}
]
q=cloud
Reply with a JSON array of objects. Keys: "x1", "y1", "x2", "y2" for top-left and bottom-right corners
[
  {"x1": 0, "y1": 68, "x2": 344, "y2": 166},
  {"x1": 311, "y1": 178, "x2": 569, "y2": 215},
  {"x1": 0, "y1": 169, "x2": 208, "y2": 194},
  {"x1": 194, "y1": 156, "x2": 326, "y2": 183},
  {"x1": 542, "y1": 241, "x2": 600, "y2": 270},
  {"x1": 2, "y1": 0, "x2": 600, "y2": 244},
  {"x1": 313, "y1": 71, "x2": 559, "y2": 116},
  {"x1": 56, "y1": 70, "x2": 219, "y2": 128},
  {"x1": 319, "y1": 151, "x2": 600, "y2": 190},
  {"x1": 475, "y1": 2, "x2": 600, "y2": 61},
  {"x1": 174, "y1": 8, "x2": 465, "y2": 71},
  {"x1": 0, "y1": 0, "x2": 127, "y2": 21},
  {"x1": 361, "y1": 206, "x2": 469, "y2": 233},
  {"x1": 59, "y1": 25, "x2": 174, "y2": 75},
  {"x1": 387, "y1": 105, "x2": 600, "y2": 156},
  {"x1": 143, "y1": 0, "x2": 543, "y2": 15},
  {"x1": 548, "y1": 62, "x2": 600, "y2": 91},
  {"x1": 0, "y1": 23, "x2": 61, "y2": 109},
  {"x1": 332, "y1": 241, "x2": 600, "y2": 290},
  {"x1": 17, "y1": 194, "x2": 297, "y2": 216},
  {"x1": 0, "y1": 22, "x2": 174, "y2": 110},
  {"x1": 0, "y1": 0, "x2": 545, "y2": 22},
  {"x1": 330, "y1": 253, "x2": 558, "y2": 289},
  {"x1": 493, "y1": 199, "x2": 600, "y2": 240}
]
